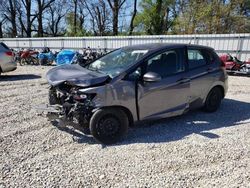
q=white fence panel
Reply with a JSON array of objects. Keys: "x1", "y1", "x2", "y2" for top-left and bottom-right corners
[{"x1": 1, "y1": 33, "x2": 250, "y2": 60}]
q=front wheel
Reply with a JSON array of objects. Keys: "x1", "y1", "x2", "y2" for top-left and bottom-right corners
[
  {"x1": 203, "y1": 87, "x2": 223, "y2": 112},
  {"x1": 90, "y1": 108, "x2": 128, "y2": 145}
]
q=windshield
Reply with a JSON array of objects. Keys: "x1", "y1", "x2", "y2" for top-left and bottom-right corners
[{"x1": 86, "y1": 48, "x2": 148, "y2": 78}]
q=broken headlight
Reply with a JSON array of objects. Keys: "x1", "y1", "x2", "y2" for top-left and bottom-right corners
[{"x1": 73, "y1": 92, "x2": 96, "y2": 102}]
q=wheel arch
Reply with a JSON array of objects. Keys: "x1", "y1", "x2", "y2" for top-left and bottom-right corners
[
  {"x1": 203, "y1": 84, "x2": 225, "y2": 104},
  {"x1": 95, "y1": 105, "x2": 134, "y2": 127},
  {"x1": 213, "y1": 85, "x2": 225, "y2": 98}
]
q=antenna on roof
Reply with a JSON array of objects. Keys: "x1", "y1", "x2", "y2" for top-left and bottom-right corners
[{"x1": 188, "y1": 38, "x2": 192, "y2": 44}]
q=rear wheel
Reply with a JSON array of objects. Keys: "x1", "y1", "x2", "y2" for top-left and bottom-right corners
[
  {"x1": 203, "y1": 87, "x2": 223, "y2": 112},
  {"x1": 90, "y1": 108, "x2": 128, "y2": 144}
]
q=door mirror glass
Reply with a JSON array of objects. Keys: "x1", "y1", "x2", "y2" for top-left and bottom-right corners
[{"x1": 143, "y1": 72, "x2": 161, "y2": 82}]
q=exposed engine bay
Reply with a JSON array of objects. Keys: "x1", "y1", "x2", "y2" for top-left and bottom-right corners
[
  {"x1": 47, "y1": 83, "x2": 96, "y2": 133},
  {"x1": 43, "y1": 64, "x2": 111, "y2": 133}
]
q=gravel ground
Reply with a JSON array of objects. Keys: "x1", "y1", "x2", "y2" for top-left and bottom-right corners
[{"x1": 0, "y1": 65, "x2": 250, "y2": 187}]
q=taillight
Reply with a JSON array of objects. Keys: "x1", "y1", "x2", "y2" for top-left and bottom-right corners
[{"x1": 5, "y1": 51, "x2": 13, "y2": 56}]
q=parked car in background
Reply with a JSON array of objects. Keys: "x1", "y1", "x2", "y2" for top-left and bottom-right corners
[
  {"x1": 0, "y1": 42, "x2": 17, "y2": 75},
  {"x1": 42, "y1": 43, "x2": 228, "y2": 144}
]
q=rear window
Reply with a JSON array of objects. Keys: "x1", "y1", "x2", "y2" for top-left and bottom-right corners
[
  {"x1": 187, "y1": 49, "x2": 207, "y2": 69},
  {"x1": 0, "y1": 42, "x2": 10, "y2": 50},
  {"x1": 202, "y1": 49, "x2": 218, "y2": 64}
]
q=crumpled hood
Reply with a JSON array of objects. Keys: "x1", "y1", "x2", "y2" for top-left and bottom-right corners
[{"x1": 46, "y1": 64, "x2": 110, "y2": 87}]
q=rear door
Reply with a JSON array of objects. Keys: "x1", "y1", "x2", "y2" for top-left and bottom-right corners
[
  {"x1": 185, "y1": 47, "x2": 218, "y2": 107},
  {"x1": 137, "y1": 47, "x2": 191, "y2": 120}
]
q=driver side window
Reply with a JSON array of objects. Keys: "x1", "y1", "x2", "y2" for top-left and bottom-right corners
[{"x1": 146, "y1": 49, "x2": 184, "y2": 78}]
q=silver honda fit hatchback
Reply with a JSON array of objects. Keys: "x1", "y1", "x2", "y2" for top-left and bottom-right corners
[{"x1": 45, "y1": 43, "x2": 228, "y2": 144}]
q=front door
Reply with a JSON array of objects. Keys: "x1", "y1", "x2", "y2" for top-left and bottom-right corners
[{"x1": 137, "y1": 48, "x2": 190, "y2": 120}]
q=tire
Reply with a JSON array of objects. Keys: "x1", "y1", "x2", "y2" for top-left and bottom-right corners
[
  {"x1": 90, "y1": 108, "x2": 128, "y2": 144},
  {"x1": 203, "y1": 87, "x2": 223, "y2": 112},
  {"x1": 49, "y1": 87, "x2": 60, "y2": 105},
  {"x1": 20, "y1": 59, "x2": 25, "y2": 66},
  {"x1": 39, "y1": 58, "x2": 47, "y2": 65},
  {"x1": 32, "y1": 58, "x2": 39, "y2": 65}
]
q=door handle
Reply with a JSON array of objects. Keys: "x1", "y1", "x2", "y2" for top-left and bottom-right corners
[{"x1": 177, "y1": 78, "x2": 190, "y2": 84}]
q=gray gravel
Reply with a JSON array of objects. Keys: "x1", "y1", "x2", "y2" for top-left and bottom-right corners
[{"x1": 0, "y1": 65, "x2": 250, "y2": 187}]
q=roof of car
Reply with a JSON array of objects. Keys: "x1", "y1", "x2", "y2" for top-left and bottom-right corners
[{"x1": 122, "y1": 43, "x2": 214, "y2": 51}]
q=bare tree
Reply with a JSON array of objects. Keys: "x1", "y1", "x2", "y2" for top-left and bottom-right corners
[
  {"x1": 1, "y1": 0, "x2": 19, "y2": 37},
  {"x1": 0, "y1": 1, "x2": 5, "y2": 37},
  {"x1": 0, "y1": 14, "x2": 6, "y2": 38},
  {"x1": 78, "y1": 4, "x2": 85, "y2": 29},
  {"x1": 129, "y1": 0, "x2": 137, "y2": 35},
  {"x1": 36, "y1": 0, "x2": 55, "y2": 37},
  {"x1": 107, "y1": 0, "x2": 126, "y2": 35},
  {"x1": 46, "y1": 0, "x2": 68, "y2": 36},
  {"x1": 72, "y1": 0, "x2": 78, "y2": 34},
  {"x1": 18, "y1": 0, "x2": 37, "y2": 37},
  {"x1": 83, "y1": 0, "x2": 111, "y2": 36},
  {"x1": 0, "y1": 20, "x2": 5, "y2": 38},
  {"x1": 82, "y1": 0, "x2": 97, "y2": 35}
]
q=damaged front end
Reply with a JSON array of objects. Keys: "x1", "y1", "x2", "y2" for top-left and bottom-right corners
[
  {"x1": 37, "y1": 64, "x2": 110, "y2": 133},
  {"x1": 46, "y1": 83, "x2": 97, "y2": 133}
]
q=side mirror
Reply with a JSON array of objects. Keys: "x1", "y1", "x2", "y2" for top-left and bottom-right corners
[{"x1": 143, "y1": 72, "x2": 161, "y2": 82}]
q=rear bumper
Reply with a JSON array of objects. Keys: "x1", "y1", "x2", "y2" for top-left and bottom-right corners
[{"x1": 1, "y1": 61, "x2": 17, "y2": 73}]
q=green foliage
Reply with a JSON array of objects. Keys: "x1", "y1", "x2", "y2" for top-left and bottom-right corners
[
  {"x1": 172, "y1": 0, "x2": 250, "y2": 34},
  {"x1": 135, "y1": 0, "x2": 174, "y2": 35},
  {"x1": 65, "y1": 12, "x2": 89, "y2": 37},
  {"x1": 135, "y1": 0, "x2": 250, "y2": 35}
]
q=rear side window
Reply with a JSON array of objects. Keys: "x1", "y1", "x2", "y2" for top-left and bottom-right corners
[
  {"x1": 188, "y1": 49, "x2": 207, "y2": 69},
  {"x1": 202, "y1": 49, "x2": 218, "y2": 64}
]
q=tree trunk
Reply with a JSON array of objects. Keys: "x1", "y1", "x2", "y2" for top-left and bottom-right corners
[
  {"x1": 26, "y1": 3, "x2": 32, "y2": 37},
  {"x1": 154, "y1": 0, "x2": 163, "y2": 34},
  {"x1": 74, "y1": 0, "x2": 78, "y2": 34},
  {"x1": 107, "y1": 0, "x2": 126, "y2": 36},
  {"x1": 37, "y1": 0, "x2": 43, "y2": 37},
  {"x1": 8, "y1": 0, "x2": 17, "y2": 37},
  {"x1": 113, "y1": 0, "x2": 119, "y2": 35},
  {"x1": 129, "y1": 0, "x2": 137, "y2": 35},
  {"x1": 162, "y1": 7, "x2": 169, "y2": 33},
  {"x1": 0, "y1": 22, "x2": 3, "y2": 38}
]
